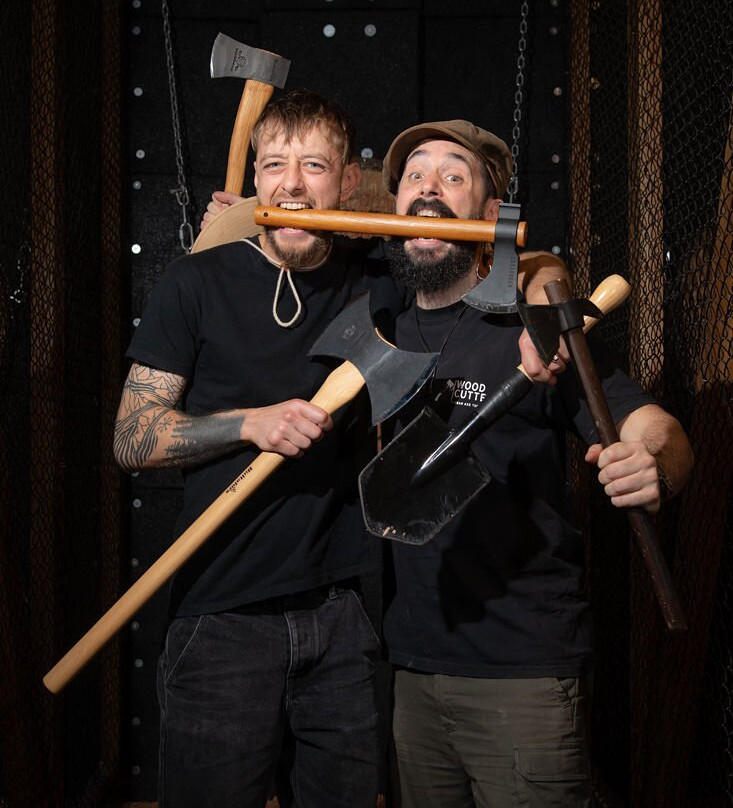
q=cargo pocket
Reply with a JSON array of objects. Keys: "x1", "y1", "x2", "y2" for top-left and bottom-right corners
[{"x1": 513, "y1": 743, "x2": 591, "y2": 807}]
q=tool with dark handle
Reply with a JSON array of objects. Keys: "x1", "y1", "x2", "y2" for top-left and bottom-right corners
[
  {"x1": 543, "y1": 278, "x2": 687, "y2": 632},
  {"x1": 412, "y1": 275, "x2": 627, "y2": 487}
]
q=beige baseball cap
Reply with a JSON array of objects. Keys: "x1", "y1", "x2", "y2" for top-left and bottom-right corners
[{"x1": 382, "y1": 119, "x2": 512, "y2": 198}]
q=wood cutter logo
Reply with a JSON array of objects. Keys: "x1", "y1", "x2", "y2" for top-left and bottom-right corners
[
  {"x1": 230, "y1": 49, "x2": 247, "y2": 73},
  {"x1": 448, "y1": 378, "x2": 486, "y2": 408}
]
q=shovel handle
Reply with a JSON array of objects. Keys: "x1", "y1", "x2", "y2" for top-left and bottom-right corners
[
  {"x1": 43, "y1": 361, "x2": 367, "y2": 694},
  {"x1": 254, "y1": 206, "x2": 528, "y2": 247},
  {"x1": 543, "y1": 278, "x2": 687, "y2": 632}
]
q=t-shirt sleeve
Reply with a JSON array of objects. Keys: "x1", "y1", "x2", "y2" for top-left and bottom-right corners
[
  {"x1": 125, "y1": 257, "x2": 201, "y2": 378},
  {"x1": 557, "y1": 334, "x2": 657, "y2": 445}
]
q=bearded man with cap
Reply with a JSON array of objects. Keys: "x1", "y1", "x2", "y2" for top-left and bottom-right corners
[{"x1": 379, "y1": 120, "x2": 693, "y2": 808}]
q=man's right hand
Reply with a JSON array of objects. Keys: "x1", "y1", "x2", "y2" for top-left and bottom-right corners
[
  {"x1": 200, "y1": 190, "x2": 245, "y2": 230},
  {"x1": 241, "y1": 400, "x2": 333, "y2": 457}
]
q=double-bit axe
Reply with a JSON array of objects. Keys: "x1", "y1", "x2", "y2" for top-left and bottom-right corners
[
  {"x1": 191, "y1": 34, "x2": 289, "y2": 253},
  {"x1": 42, "y1": 294, "x2": 437, "y2": 693}
]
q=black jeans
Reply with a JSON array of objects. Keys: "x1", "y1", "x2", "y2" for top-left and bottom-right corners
[{"x1": 157, "y1": 583, "x2": 381, "y2": 808}]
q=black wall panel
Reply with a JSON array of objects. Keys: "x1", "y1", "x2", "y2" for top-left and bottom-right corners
[{"x1": 122, "y1": 2, "x2": 568, "y2": 799}]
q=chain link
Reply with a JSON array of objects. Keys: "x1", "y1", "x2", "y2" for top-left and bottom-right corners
[
  {"x1": 162, "y1": 0, "x2": 194, "y2": 251},
  {"x1": 507, "y1": 0, "x2": 529, "y2": 203}
]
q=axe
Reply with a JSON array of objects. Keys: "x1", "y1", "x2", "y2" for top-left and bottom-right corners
[
  {"x1": 543, "y1": 278, "x2": 686, "y2": 632},
  {"x1": 358, "y1": 275, "x2": 627, "y2": 543},
  {"x1": 191, "y1": 34, "x2": 289, "y2": 254},
  {"x1": 43, "y1": 295, "x2": 437, "y2": 694},
  {"x1": 254, "y1": 206, "x2": 527, "y2": 247}
]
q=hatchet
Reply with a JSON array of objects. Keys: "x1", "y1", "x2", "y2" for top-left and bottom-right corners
[
  {"x1": 43, "y1": 295, "x2": 437, "y2": 694},
  {"x1": 191, "y1": 34, "x2": 289, "y2": 253},
  {"x1": 359, "y1": 275, "x2": 627, "y2": 544}
]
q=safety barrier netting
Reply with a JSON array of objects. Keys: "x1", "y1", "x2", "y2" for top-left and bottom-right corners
[
  {"x1": 568, "y1": 1, "x2": 732, "y2": 805},
  {"x1": 0, "y1": 2, "x2": 124, "y2": 806}
]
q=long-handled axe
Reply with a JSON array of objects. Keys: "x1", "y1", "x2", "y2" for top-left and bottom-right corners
[
  {"x1": 43, "y1": 295, "x2": 437, "y2": 694},
  {"x1": 191, "y1": 34, "x2": 289, "y2": 253},
  {"x1": 358, "y1": 275, "x2": 626, "y2": 545}
]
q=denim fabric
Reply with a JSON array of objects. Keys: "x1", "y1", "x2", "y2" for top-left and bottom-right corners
[
  {"x1": 157, "y1": 584, "x2": 381, "y2": 808},
  {"x1": 392, "y1": 671, "x2": 592, "y2": 808}
]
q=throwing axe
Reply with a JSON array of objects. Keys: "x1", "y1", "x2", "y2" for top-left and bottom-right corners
[
  {"x1": 191, "y1": 34, "x2": 289, "y2": 253},
  {"x1": 358, "y1": 275, "x2": 626, "y2": 543},
  {"x1": 43, "y1": 294, "x2": 437, "y2": 694}
]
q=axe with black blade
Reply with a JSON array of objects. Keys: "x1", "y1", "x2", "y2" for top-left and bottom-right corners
[
  {"x1": 43, "y1": 294, "x2": 437, "y2": 694},
  {"x1": 358, "y1": 274, "x2": 626, "y2": 546}
]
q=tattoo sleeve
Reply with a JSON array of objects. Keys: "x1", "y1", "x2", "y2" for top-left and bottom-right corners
[{"x1": 114, "y1": 363, "x2": 245, "y2": 472}]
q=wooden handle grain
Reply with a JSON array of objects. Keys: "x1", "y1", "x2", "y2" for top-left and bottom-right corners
[
  {"x1": 224, "y1": 81, "x2": 274, "y2": 194},
  {"x1": 254, "y1": 206, "x2": 527, "y2": 247}
]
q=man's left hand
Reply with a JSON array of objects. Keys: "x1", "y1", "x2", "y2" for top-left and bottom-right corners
[{"x1": 585, "y1": 440, "x2": 661, "y2": 514}]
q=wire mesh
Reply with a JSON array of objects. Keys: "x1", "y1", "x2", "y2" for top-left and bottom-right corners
[{"x1": 569, "y1": 1, "x2": 733, "y2": 805}]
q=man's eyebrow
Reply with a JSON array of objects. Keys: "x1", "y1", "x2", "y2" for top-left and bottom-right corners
[{"x1": 405, "y1": 148, "x2": 473, "y2": 170}]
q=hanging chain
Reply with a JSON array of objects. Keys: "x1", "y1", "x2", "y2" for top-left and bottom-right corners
[
  {"x1": 162, "y1": 0, "x2": 194, "y2": 252},
  {"x1": 507, "y1": 0, "x2": 529, "y2": 203}
]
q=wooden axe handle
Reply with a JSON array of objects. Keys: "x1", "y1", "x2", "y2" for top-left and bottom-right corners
[
  {"x1": 43, "y1": 361, "x2": 366, "y2": 694},
  {"x1": 543, "y1": 278, "x2": 687, "y2": 632},
  {"x1": 225, "y1": 80, "x2": 274, "y2": 194},
  {"x1": 255, "y1": 206, "x2": 528, "y2": 247}
]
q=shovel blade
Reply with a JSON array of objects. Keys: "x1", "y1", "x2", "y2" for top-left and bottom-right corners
[{"x1": 359, "y1": 407, "x2": 490, "y2": 544}]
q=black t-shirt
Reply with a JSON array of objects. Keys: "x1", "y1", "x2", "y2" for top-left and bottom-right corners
[
  {"x1": 126, "y1": 237, "x2": 403, "y2": 616},
  {"x1": 382, "y1": 300, "x2": 655, "y2": 678}
]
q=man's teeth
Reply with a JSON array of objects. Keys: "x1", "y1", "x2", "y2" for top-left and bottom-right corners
[
  {"x1": 279, "y1": 202, "x2": 310, "y2": 210},
  {"x1": 417, "y1": 210, "x2": 440, "y2": 217}
]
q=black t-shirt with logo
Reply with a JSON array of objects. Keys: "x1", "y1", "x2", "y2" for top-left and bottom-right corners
[
  {"x1": 382, "y1": 299, "x2": 655, "y2": 678},
  {"x1": 126, "y1": 238, "x2": 404, "y2": 617}
]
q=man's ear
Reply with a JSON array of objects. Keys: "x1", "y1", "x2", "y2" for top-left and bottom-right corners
[
  {"x1": 339, "y1": 162, "x2": 362, "y2": 203},
  {"x1": 482, "y1": 197, "x2": 501, "y2": 221}
]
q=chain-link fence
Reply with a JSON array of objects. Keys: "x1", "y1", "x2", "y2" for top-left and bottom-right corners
[{"x1": 569, "y1": 1, "x2": 732, "y2": 805}]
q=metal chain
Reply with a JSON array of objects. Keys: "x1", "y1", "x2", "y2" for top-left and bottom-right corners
[
  {"x1": 507, "y1": 0, "x2": 529, "y2": 203},
  {"x1": 162, "y1": 0, "x2": 194, "y2": 252}
]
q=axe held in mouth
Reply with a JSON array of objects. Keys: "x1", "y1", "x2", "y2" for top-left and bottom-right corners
[{"x1": 42, "y1": 294, "x2": 437, "y2": 694}]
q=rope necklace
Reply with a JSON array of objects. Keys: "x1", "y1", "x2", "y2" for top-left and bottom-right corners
[{"x1": 240, "y1": 237, "x2": 333, "y2": 328}]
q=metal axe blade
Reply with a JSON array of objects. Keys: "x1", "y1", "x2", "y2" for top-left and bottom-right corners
[
  {"x1": 210, "y1": 33, "x2": 290, "y2": 87},
  {"x1": 462, "y1": 202, "x2": 522, "y2": 313},
  {"x1": 309, "y1": 294, "x2": 439, "y2": 425}
]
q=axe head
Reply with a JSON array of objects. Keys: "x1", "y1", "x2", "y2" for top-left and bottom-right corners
[
  {"x1": 210, "y1": 33, "x2": 290, "y2": 87},
  {"x1": 517, "y1": 297, "x2": 606, "y2": 366},
  {"x1": 308, "y1": 294, "x2": 439, "y2": 425}
]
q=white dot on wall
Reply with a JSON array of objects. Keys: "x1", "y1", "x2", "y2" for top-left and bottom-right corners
[
  {"x1": 553, "y1": 86, "x2": 563, "y2": 96},
  {"x1": 135, "y1": 149, "x2": 145, "y2": 159},
  {"x1": 132, "y1": 498, "x2": 142, "y2": 508},
  {"x1": 133, "y1": 87, "x2": 143, "y2": 97},
  {"x1": 552, "y1": 245, "x2": 562, "y2": 255},
  {"x1": 131, "y1": 557, "x2": 140, "y2": 568},
  {"x1": 551, "y1": 153, "x2": 561, "y2": 164},
  {"x1": 131, "y1": 621, "x2": 140, "y2": 631},
  {"x1": 132, "y1": 716, "x2": 141, "y2": 726},
  {"x1": 133, "y1": 317, "x2": 140, "y2": 327},
  {"x1": 550, "y1": 181, "x2": 560, "y2": 190},
  {"x1": 134, "y1": 658, "x2": 144, "y2": 668},
  {"x1": 132, "y1": 180, "x2": 142, "y2": 190},
  {"x1": 549, "y1": 26, "x2": 558, "y2": 36},
  {"x1": 131, "y1": 765, "x2": 141, "y2": 775},
  {"x1": 323, "y1": 24, "x2": 336, "y2": 38},
  {"x1": 132, "y1": 25, "x2": 141, "y2": 35},
  {"x1": 131, "y1": 243, "x2": 141, "y2": 254},
  {"x1": 361, "y1": 147, "x2": 374, "y2": 159},
  {"x1": 364, "y1": 24, "x2": 377, "y2": 37}
]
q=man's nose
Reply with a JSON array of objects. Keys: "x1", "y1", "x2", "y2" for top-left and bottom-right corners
[
  {"x1": 418, "y1": 173, "x2": 441, "y2": 196},
  {"x1": 281, "y1": 164, "x2": 304, "y2": 194}
]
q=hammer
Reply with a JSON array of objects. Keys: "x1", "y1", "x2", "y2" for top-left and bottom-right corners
[
  {"x1": 191, "y1": 34, "x2": 289, "y2": 254},
  {"x1": 42, "y1": 295, "x2": 437, "y2": 693}
]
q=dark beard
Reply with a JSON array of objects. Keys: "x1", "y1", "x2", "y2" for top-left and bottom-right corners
[
  {"x1": 385, "y1": 199, "x2": 476, "y2": 293},
  {"x1": 264, "y1": 228, "x2": 332, "y2": 268}
]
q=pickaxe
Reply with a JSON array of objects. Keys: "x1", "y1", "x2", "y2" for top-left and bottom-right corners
[
  {"x1": 42, "y1": 294, "x2": 437, "y2": 694},
  {"x1": 191, "y1": 34, "x2": 289, "y2": 253}
]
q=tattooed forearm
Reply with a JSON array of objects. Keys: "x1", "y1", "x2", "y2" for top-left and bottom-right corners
[{"x1": 114, "y1": 363, "x2": 245, "y2": 473}]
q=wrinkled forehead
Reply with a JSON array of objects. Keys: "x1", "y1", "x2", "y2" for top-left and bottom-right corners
[{"x1": 403, "y1": 138, "x2": 480, "y2": 172}]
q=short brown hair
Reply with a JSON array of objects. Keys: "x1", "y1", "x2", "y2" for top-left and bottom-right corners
[{"x1": 252, "y1": 88, "x2": 357, "y2": 165}]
